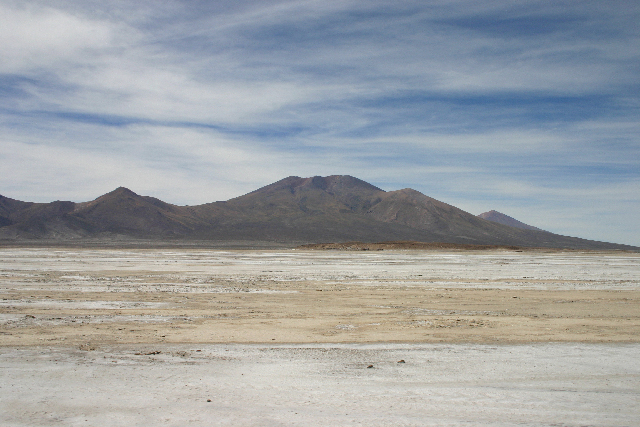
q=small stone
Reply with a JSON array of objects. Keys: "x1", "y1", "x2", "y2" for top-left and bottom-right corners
[{"x1": 207, "y1": 399, "x2": 211, "y2": 402}]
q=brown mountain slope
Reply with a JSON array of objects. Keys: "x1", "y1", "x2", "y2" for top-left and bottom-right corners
[
  {"x1": 71, "y1": 187, "x2": 204, "y2": 237},
  {"x1": 358, "y1": 187, "x2": 620, "y2": 248},
  {"x1": 187, "y1": 176, "x2": 411, "y2": 242},
  {"x1": 0, "y1": 194, "x2": 34, "y2": 216},
  {"x1": 0, "y1": 195, "x2": 34, "y2": 227},
  {"x1": 478, "y1": 210, "x2": 542, "y2": 231},
  {"x1": 0, "y1": 176, "x2": 637, "y2": 250},
  {"x1": 0, "y1": 196, "x2": 92, "y2": 238}
]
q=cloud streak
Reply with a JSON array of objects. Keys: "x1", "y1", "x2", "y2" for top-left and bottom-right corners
[{"x1": 1, "y1": 0, "x2": 639, "y2": 245}]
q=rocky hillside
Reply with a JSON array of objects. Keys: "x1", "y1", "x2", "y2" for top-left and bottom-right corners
[{"x1": 0, "y1": 176, "x2": 636, "y2": 250}]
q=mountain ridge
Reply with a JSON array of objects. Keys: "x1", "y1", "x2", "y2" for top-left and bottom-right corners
[
  {"x1": 0, "y1": 176, "x2": 636, "y2": 250},
  {"x1": 478, "y1": 210, "x2": 542, "y2": 231}
]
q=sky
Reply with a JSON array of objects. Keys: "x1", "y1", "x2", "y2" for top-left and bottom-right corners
[{"x1": 1, "y1": 0, "x2": 639, "y2": 246}]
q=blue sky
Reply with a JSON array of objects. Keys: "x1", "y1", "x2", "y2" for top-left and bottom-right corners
[{"x1": 1, "y1": 0, "x2": 639, "y2": 245}]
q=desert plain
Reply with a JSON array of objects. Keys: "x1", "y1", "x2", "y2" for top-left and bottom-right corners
[{"x1": 1, "y1": 246, "x2": 639, "y2": 426}]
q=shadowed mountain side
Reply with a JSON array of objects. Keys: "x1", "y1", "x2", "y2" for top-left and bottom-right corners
[
  {"x1": 0, "y1": 195, "x2": 34, "y2": 217},
  {"x1": 70, "y1": 187, "x2": 203, "y2": 237},
  {"x1": 0, "y1": 195, "x2": 33, "y2": 227},
  {"x1": 0, "y1": 176, "x2": 637, "y2": 250},
  {"x1": 0, "y1": 195, "x2": 91, "y2": 238},
  {"x1": 0, "y1": 188, "x2": 201, "y2": 239},
  {"x1": 478, "y1": 210, "x2": 543, "y2": 231}
]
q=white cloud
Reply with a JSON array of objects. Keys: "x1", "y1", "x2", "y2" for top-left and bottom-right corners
[
  {"x1": 361, "y1": 130, "x2": 571, "y2": 153},
  {"x1": 0, "y1": 122, "x2": 331, "y2": 204},
  {"x1": 0, "y1": 4, "x2": 114, "y2": 73}
]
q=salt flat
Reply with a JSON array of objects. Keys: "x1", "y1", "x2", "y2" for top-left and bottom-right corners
[
  {"x1": 1, "y1": 343, "x2": 638, "y2": 427},
  {"x1": 1, "y1": 247, "x2": 639, "y2": 426}
]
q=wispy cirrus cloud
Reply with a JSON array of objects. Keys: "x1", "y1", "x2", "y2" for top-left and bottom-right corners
[{"x1": 0, "y1": 0, "x2": 639, "y2": 244}]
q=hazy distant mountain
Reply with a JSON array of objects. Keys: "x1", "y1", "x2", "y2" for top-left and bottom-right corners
[
  {"x1": 0, "y1": 175, "x2": 636, "y2": 250},
  {"x1": 478, "y1": 210, "x2": 542, "y2": 231}
]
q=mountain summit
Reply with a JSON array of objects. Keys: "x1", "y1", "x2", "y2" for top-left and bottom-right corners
[
  {"x1": 478, "y1": 210, "x2": 542, "y2": 231},
  {"x1": 0, "y1": 176, "x2": 636, "y2": 250}
]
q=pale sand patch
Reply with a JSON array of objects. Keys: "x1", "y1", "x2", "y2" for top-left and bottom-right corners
[{"x1": 1, "y1": 247, "x2": 639, "y2": 346}]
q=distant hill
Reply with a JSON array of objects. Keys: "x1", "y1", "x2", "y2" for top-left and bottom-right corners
[
  {"x1": 478, "y1": 210, "x2": 542, "y2": 231},
  {"x1": 0, "y1": 175, "x2": 637, "y2": 250}
]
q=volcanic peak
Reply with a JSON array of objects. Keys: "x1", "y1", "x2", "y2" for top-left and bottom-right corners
[
  {"x1": 478, "y1": 210, "x2": 542, "y2": 231},
  {"x1": 247, "y1": 175, "x2": 383, "y2": 197}
]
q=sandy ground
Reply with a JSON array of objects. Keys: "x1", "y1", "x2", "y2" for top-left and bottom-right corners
[{"x1": 1, "y1": 247, "x2": 639, "y2": 426}]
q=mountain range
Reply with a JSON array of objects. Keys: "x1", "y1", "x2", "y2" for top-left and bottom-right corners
[{"x1": 0, "y1": 175, "x2": 636, "y2": 250}]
